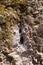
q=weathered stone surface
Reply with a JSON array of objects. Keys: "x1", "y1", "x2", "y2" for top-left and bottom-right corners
[
  {"x1": 0, "y1": 0, "x2": 43, "y2": 65},
  {"x1": 37, "y1": 24, "x2": 43, "y2": 38}
]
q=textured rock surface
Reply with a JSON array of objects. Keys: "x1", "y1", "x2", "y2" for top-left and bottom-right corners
[{"x1": 0, "y1": 0, "x2": 43, "y2": 65}]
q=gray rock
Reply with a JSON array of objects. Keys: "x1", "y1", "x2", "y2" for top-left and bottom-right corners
[{"x1": 37, "y1": 24, "x2": 43, "y2": 38}]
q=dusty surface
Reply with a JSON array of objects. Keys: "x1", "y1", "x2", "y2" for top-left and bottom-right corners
[{"x1": 0, "y1": 0, "x2": 43, "y2": 65}]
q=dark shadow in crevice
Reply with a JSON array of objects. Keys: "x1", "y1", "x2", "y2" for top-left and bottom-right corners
[
  {"x1": 20, "y1": 35, "x2": 24, "y2": 44},
  {"x1": 19, "y1": 4, "x2": 27, "y2": 13},
  {"x1": 19, "y1": 21, "x2": 24, "y2": 44}
]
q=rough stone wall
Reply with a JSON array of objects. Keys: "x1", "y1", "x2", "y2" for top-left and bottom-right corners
[{"x1": 0, "y1": 0, "x2": 43, "y2": 65}]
